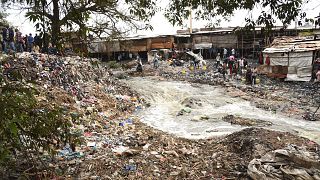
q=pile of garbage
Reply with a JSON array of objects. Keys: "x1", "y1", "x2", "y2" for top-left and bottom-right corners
[
  {"x1": 0, "y1": 52, "x2": 145, "y2": 178},
  {"x1": 248, "y1": 145, "x2": 320, "y2": 179},
  {"x1": 1, "y1": 53, "x2": 319, "y2": 179}
]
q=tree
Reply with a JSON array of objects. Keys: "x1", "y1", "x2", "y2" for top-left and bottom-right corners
[
  {"x1": 1, "y1": 0, "x2": 157, "y2": 46},
  {"x1": 1, "y1": 0, "x2": 307, "y2": 46},
  {"x1": 165, "y1": 0, "x2": 303, "y2": 31},
  {"x1": 0, "y1": 82, "x2": 76, "y2": 178}
]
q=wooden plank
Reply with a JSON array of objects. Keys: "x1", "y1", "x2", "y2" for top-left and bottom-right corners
[{"x1": 151, "y1": 42, "x2": 173, "y2": 49}]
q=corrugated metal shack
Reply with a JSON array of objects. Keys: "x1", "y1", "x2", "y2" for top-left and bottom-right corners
[
  {"x1": 173, "y1": 34, "x2": 192, "y2": 49},
  {"x1": 87, "y1": 27, "x2": 319, "y2": 61},
  {"x1": 263, "y1": 37, "x2": 320, "y2": 81},
  {"x1": 88, "y1": 35, "x2": 175, "y2": 61},
  {"x1": 192, "y1": 28, "x2": 238, "y2": 48},
  {"x1": 191, "y1": 28, "x2": 238, "y2": 59}
]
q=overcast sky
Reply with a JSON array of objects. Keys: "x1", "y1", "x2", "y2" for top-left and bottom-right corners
[{"x1": 5, "y1": 0, "x2": 320, "y2": 36}]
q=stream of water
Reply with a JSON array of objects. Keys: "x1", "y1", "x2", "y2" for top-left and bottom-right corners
[{"x1": 124, "y1": 77, "x2": 320, "y2": 143}]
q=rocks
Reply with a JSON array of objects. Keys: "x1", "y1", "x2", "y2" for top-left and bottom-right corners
[
  {"x1": 191, "y1": 115, "x2": 210, "y2": 121},
  {"x1": 181, "y1": 97, "x2": 203, "y2": 108},
  {"x1": 176, "y1": 107, "x2": 192, "y2": 116},
  {"x1": 222, "y1": 115, "x2": 272, "y2": 127}
]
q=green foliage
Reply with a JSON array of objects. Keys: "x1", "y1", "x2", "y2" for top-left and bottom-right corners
[
  {"x1": 107, "y1": 60, "x2": 121, "y2": 69},
  {"x1": 0, "y1": 83, "x2": 74, "y2": 166},
  {"x1": 1, "y1": 0, "x2": 157, "y2": 45},
  {"x1": 1, "y1": 0, "x2": 308, "y2": 45},
  {"x1": 165, "y1": 0, "x2": 303, "y2": 31}
]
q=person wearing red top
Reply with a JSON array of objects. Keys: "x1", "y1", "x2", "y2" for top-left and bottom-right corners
[
  {"x1": 229, "y1": 55, "x2": 235, "y2": 78},
  {"x1": 265, "y1": 55, "x2": 270, "y2": 65},
  {"x1": 259, "y1": 52, "x2": 264, "y2": 64}
]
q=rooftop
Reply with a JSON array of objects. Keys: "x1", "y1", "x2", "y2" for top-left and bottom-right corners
[{"x1": 264, "y1": 37, "x2": 320, "y2": 52}]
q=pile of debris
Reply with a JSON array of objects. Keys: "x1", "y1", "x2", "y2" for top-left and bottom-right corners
[
  {"x1": 1, "y1": 53, "x2": 319, "y2": 179},
  {"x1": 248, "y1": 145, "x2": 320, "y2": 179},
  {"x1": 0, "y1": 52, "x2": 144, "y2": 178}
]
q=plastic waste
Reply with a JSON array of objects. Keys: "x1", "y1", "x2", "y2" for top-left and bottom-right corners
[
  {"x1": 119, "y1": 118, "x2": 133, "y2": 126},
  {"x1": 58, "y1": 144, "x2": 83, "y2": 160},
  {"x1": 124, "y1": 164, "x2": 137, "y2": 171}
]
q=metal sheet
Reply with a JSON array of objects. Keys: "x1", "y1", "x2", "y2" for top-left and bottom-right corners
[{"x1": 194, "y1": 43, "x2": 212, "y2": 49}]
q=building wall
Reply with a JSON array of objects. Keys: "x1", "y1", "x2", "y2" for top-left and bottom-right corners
[
  {"x1": 121, "y1": 39, "x2": 147, "y2": 52},
  {"x1": 87, "y1": 28, "x2": 317, "y2": 58},
  {"x1": 263, "y1": 51, "x2": 313, "y2": 79},
  {"x1": 149, "y1": 36, "x2": 174, "y2": 50},
  {"x1": 192, "y1": 34, "x2": 238, "y2": 48}
]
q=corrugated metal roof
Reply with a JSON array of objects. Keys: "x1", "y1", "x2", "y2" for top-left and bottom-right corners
[
  {"x1": 266, "y1": 37, "x2": 320, "y2": 52},
  {"x1": 174, "y1": 34, "x2": 191, "y2": 37},
  {"x1": 263, "y1": 47, "x2": 312, "y2": 53},
  {"x1": 192, "y1": 29, "x2": 233, "y2": 34}
]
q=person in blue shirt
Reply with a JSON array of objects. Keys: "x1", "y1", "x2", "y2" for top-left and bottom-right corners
[
  {"x1": 8, "y1": 27, "x2": 15, "y2": 53},
  {"x1": 2, "y1": 27, "x2": 8, "y2": 53},
  {"x1": 27, "y1": 33, "x2": 34, "y2": 52}
]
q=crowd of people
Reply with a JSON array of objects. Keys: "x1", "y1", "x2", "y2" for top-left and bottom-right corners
[
  {"x1": 216, "y1": 48, "x2": 258, "y2": 85},
  {"x1": 0, "y1": 26, "x2": 43, "y2": 53},
  {"x1": 144, "y1": 47, "x2": 258, "y2": 85},
  {"x1": 0, "y1": 26, "x2": 62, "y2": 55}
]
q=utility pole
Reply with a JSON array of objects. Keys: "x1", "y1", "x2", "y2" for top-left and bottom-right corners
[
  {"x1": 42, "y1": 0, "x2": 46, "y2": 52},
  {"x1": 253, "y1": 28, "x2": 255, "y2": 60},
  {"x1": 189, "y1": 6, "x2": 192, "y2": 34},
  {"x1": 315, "y1": 13, "x2": 320, "y2": 40},
  {"x1": 241, "y1": 32, "x2": 243, "y2": 57}
]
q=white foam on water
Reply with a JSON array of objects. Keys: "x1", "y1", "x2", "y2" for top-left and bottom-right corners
[{"x1": 124, "y1": 77, "x2": 320, "y2": 143}]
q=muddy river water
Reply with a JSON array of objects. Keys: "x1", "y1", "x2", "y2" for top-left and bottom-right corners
[{"x1": 124, "y1": 77, "x2": 320, "y2": 143}]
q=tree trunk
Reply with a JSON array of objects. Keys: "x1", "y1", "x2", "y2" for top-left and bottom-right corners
[{"x1": 51, "y1": 0, "x2": 60, "y2": 46}]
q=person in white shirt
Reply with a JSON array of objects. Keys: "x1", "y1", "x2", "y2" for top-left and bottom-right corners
[
  {"x1": 239, "y1": 58, "x2": 244, "y2": 75},
  {"x1": 223, "y1": 48, "x2": 227, "y2": 59},
  {"x1": 231, "y1": 48, "x2": 235, "y2": 56},
  {"x1": 153, "y1": 53, "x2": 160, "y2": 69},
  {"x1": 216, "y1": 53, "x2": 221, "y2": 68},
  {"x1": 316, "y1": 68, "x2": 320, "y2": 82}
]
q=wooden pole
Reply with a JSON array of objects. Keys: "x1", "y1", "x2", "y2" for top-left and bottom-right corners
[
  {"x1": 253, "y1": 29, "x2": 255, "y2": 60},
  {"x1": 189, "y1": 6, "x2": 192, "y2": 34},
  {"x1": 242, "y1": 33, "x2": 243, "y2": 57}
]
